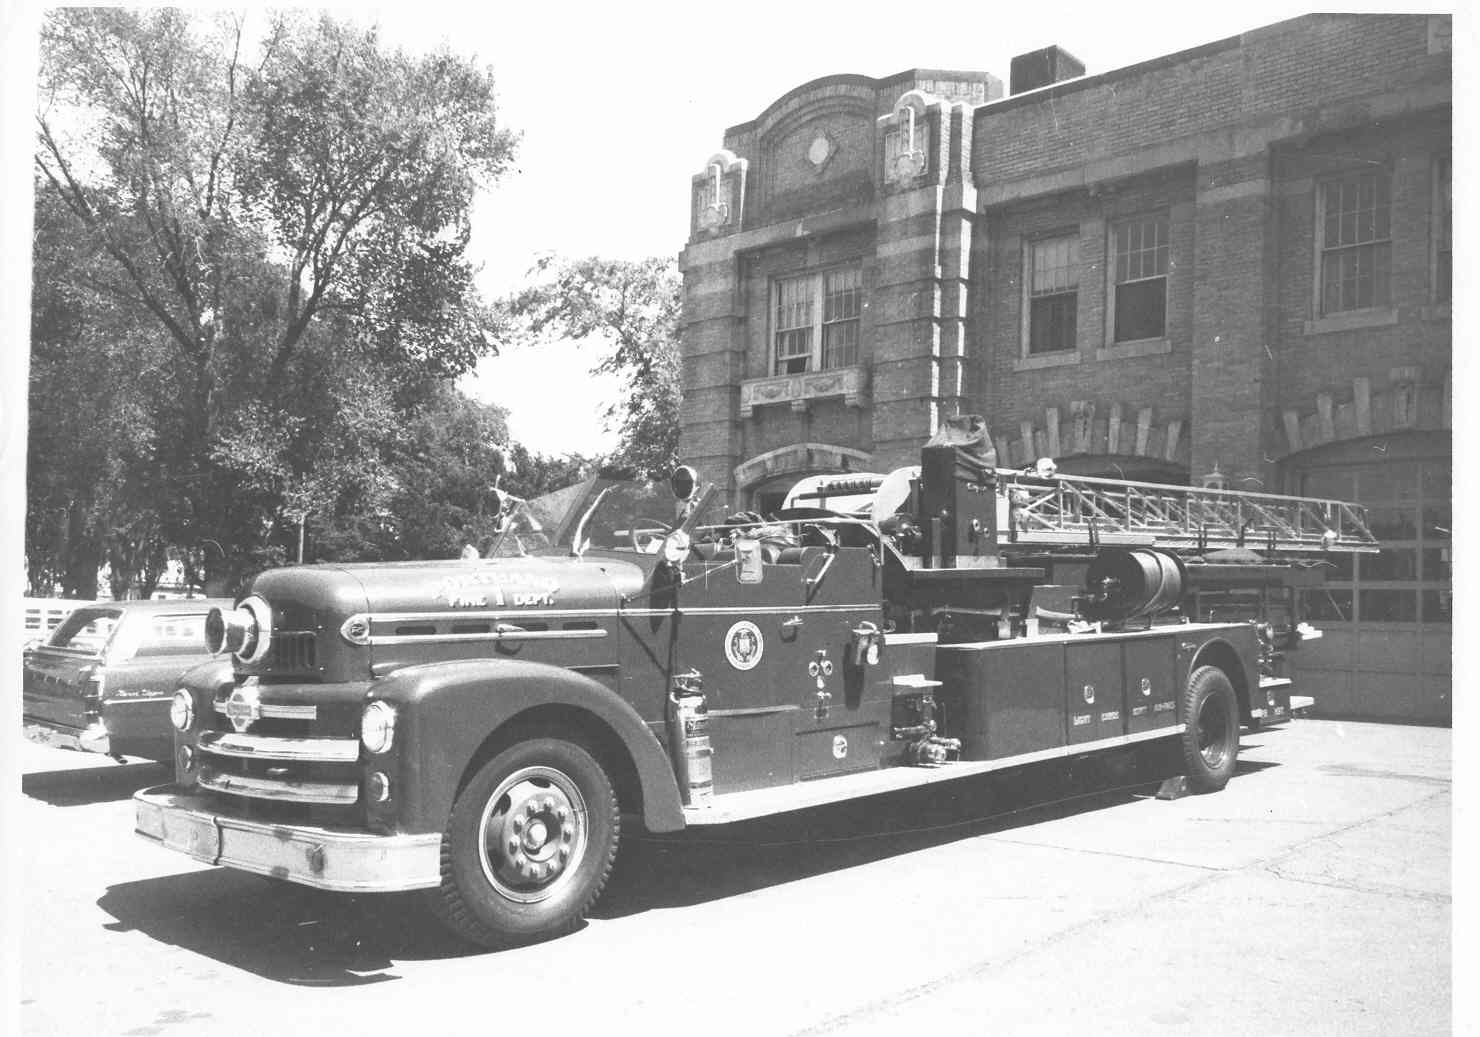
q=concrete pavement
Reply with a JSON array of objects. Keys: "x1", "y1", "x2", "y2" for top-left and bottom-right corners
[{"x1": 14, "y1": 718, "x2": 1451, "y2": 1036}]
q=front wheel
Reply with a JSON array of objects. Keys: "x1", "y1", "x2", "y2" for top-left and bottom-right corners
[
  {"x1": 1179, "y1": 666, "x2": 1239, "y2": 792},
  {"x1": 428, "y1": 737, "x2": 620, "y2": 948}
]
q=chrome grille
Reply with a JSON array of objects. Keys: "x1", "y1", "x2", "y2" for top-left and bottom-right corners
[
  {"x1": 198, "y1": 768, "x2": 358, "y2": 805},
  {"x1": 270, "y1": 632, "x2": 318, "y2": 671}
]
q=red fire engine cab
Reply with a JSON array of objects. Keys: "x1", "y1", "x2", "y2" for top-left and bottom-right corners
[{"x1": 134, "y1": 421, "x2": 1375, "y2": 948}]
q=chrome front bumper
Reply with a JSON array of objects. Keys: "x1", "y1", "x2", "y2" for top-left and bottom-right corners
[
  {"x1": 133, "y1": 786, "x2": 441, "y2": 893},
  {"x1": 24, "y1": 720, "x2": 112, "y2": 755}
]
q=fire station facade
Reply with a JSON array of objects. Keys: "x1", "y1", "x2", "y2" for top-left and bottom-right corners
[{"x1": 676, "y1": 13, "x2": 1452, "y2": 722}]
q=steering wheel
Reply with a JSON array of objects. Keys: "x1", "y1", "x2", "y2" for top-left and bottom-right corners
[{"x1": 629, "y1": 515, "x2": 674, "y2": 553}]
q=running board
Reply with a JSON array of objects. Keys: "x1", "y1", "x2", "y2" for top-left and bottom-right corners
[{"x1": 682, "y1": 725, "x2": 1186, "y2": 826}]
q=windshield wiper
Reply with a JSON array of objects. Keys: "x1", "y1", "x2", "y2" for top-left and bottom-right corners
[{"x1": 569, "y1": 486, "x2": 612, "y2": 558}]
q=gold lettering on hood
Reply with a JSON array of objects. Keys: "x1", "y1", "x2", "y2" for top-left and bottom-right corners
[{"x1": 437, "y1": 571, "x2": 561, "y2": 608}]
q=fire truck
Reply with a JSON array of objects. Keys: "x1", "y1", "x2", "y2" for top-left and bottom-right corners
[{"x1": 134, "y1": 423, "x2": 1375, "y2": 948}]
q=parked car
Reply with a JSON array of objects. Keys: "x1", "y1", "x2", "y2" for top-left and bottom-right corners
[{"x1": 22, "y1": 598, "x2": 230, "y2": 762}]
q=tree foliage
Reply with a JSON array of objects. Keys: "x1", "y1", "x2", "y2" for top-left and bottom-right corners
[
  {"x1": 503, "y1": 256, "x2": 682, "y2": 479},
  {"x1": 31, "y1": 9, "x2": 517, "y2": 595}
]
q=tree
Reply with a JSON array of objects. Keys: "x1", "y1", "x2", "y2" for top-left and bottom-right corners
[
  {"x1": 33, "y1": 9, "x2": 516, "y2": 592},
  {"x1": 503, "y1": 256, "x2": 681, "y2": 479},
  {"x1": 313, "y1": 385, "x2": 515, "y2": 562}
]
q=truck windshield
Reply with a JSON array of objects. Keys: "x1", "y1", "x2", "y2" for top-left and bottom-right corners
[{"x1": 485, "y1": 478, "x2": 719, "y2": 557}]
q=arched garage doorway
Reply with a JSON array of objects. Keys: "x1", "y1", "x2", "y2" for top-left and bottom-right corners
[
  {"x1": 733, "y1": 443, "x2": 873, "y2": 515},
  {"x1": 1281, "y1": 432, "x2": 1450, "y2": 722}
]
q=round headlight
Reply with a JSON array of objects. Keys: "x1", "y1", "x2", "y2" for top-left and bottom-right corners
[
  {"x1": 170, "y1": 689, "x2": 194, "y2": 731},
  {"x1": 361, "y1": 701, "x2": 396, "y2": 754},
  {"x1": 236, "y1": 596, "x2": 273, "y2": 663}
]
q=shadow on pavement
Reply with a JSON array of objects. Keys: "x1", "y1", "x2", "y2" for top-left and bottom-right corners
[
  {"x1": 95, "y1": 737, "x2": 1274, "y2": 981},
  {"x1": 597, "y1": 746, "x2": 1185, "y2": 920},
  {"x1": 23, "y1": 761, "x2": 170, "y2": 807},
  {"x1": 97, "y1": 870, "x2": 476, "y2": 986}
]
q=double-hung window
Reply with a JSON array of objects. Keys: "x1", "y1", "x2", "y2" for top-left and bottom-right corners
[
  {"x1": 1318, "y1": 170, "x2": 1391, "y2": 315},
  {"x1": 1026, "y1": 235, "x2": 1079, "y2": 354},
  {"x1": 772, "y1": 265, "x2": 862, "y2": 374},
  {"x1": 1433, "y1": 155, "x2": 1451, "y2": 305},
  {"x1": 1111, "y1": 214, "x2": 1169, "y2": 342}
]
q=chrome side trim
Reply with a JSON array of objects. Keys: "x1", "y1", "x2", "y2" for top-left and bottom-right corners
[
  {"x1": 367, "y1": 628, "x2": 608, "y2": 647},
  {"x1": 213, "y1": 700, "x2": 317, "y2": 721},
  {"x1": 134, "y1": 786, "x2": 441, "y2": 892},
  {"x1": 198, "y1": 732, "x2": 360, "y2": 763},
  {"x1": 358, "y1": 603, "x2": 878, "y2": 625},
  {"x1": 684, "y1": 725, "x2": 1188, "y2": 825},
  {"x1": 674, "y1": 604, "x2": 877, "y2": 616},
  {"x1": 197, "y1": 770, "x2": 358, "y2": 805}
]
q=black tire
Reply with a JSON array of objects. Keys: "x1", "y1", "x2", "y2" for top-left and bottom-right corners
[
  {"x1": 428, "y1": 737, "x2": 620, "y2": 949},
  {"x1": 1180, "y1": 665, "x2": 1240, "y2": 792}
]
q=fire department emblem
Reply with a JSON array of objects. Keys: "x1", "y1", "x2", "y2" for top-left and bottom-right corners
[
  {"x1": 724, "y1": 620, "x2": 764, "y2": 671},
  {"x1": 224, "y1": 686, "x2": 263, "y2": 733}
]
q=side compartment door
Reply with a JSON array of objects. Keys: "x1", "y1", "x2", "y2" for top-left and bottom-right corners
[
  {"x1": 670, "y1": 562, "x2": 813, "y2": 794},
  {"x1": 786, "y1": 545, "x2": 888, "y2": 780}
]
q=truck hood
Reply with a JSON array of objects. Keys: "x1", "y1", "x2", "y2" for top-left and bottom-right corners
[{"x1": 241, "y1": 553, "x2": 651, "y2": 681}]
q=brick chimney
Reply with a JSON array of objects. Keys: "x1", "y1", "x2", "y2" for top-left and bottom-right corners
[{"x1": 1009, "y1": 46, "x2": 1085, "y2": 95}]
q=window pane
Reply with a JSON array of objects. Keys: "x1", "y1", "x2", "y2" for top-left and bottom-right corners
[
  {"x1": 1320, "y1": 552, "x2": 1356, "y2": 581},
  {"x1": 1362, "y1": 547, "x2": 1417, "y2": 581},
  {"x1": 1420, "y1": 548, "x2": 1450, "y2": 582},
  {"x1": 1031, "y1": 237, "x2": 1079, "y2": 295},
  {"x1": 137, "y1": 614, "x2": 210, "y2": 657},
  {"x1": 821, "y1": 320, "x2": 858, "y2": 369},
  {"x1": 1114, "y1": 278, "x2": 1166, "y2": 341},
  {"x1": 823, "y1": 267, "x2": 861, "y2": 321},
  {"x1": 775, "y1": 277, "x2": 812, "y2": 330},
  {"x1": 1367, "y1": 506, "x2": 1416, "y2": 540},
  {"x1": 1320, "y1": 171, "x2": 1391, "y2": 313},
  {"x1": 1114, "y1": 216, "x2": 1168, "y2": 282},
  {"x1": 1303, "y1": 589, "x2": 1352, "y2": 623},
  {"x1": 1436, "y1": 155, "x2": 1452, "y2": 303},
  {"x1": 1029, "y1": 293, "x2": 1077, "y2": 354},
  {"x1": 1359, "y1": 589, "x2": 1417, "y2": 623},
  {"x1": 820, "y1": 266, "x2": 862, "y2": 369},
  {"x1": 1421, "y1": 590, "x2": 1452, "y2": 624}
]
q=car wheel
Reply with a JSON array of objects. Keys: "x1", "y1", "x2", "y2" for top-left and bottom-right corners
[{"x1": 428, "y1": 736, "x2": 619, "y2": 948}]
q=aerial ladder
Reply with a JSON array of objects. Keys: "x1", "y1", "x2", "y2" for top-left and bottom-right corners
[{"x1": 784, "y1": 467, "x2": 1379, "y2": 557}]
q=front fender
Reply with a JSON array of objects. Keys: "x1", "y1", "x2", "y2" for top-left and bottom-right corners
[
  {"x1": 368, "y1": 659, "x2": 684, "y2": 835},
  {"x1": 175, "y1": 659, "x2": 236, "y2": 785}
]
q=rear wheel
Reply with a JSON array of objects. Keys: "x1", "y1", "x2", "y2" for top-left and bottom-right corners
[
  {"x1": 428, "y1": 737, "x2": 620, "y2": 948},
  {"x1": 1180, "y1": 666, "x2": 1239, "y2": 792}
]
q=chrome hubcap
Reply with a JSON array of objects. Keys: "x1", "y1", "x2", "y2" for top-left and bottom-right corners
[
  {"x1": 477, "y1": 766, "x2": 587, "y2": 904},
  {"x1": 1197, "y1": 697, "x2": 1231, "y2": 769}
]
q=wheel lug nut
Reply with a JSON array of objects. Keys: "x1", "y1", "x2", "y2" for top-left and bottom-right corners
[
  {"x1": 556, "y1": 806, "x2": 569, "y2": 821},
  {"x1": 512, "y1": 817, "x2": 524, "y2": 833},
  {"x1": 507, "y1": 837, "x2": 520, "y2": 854},
  {"x1": 561, "y1": 822, "x2": 574, "y2": 839}
]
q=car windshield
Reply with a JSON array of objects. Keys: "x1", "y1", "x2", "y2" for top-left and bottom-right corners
[
  {"x1": 46, "y1": 607, "x2": 123, "y2": 654},
  {"x1": 485, "y1": 477, "x2": 722, "y2": 558}
]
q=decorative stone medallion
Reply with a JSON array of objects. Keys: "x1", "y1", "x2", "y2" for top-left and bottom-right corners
[{"x1": 806, "y1": 133, "x2": 834, "y2": 169}]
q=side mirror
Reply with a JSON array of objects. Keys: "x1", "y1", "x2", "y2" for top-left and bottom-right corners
[
  {"x1": 734, "y1": 536, "x2": 764, "y2": 584},
  {"x1": 671, "y1": 465, "x2": 699, "y2": 502}
]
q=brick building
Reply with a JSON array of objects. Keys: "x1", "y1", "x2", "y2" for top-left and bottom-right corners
[{"x1": 676, "y1": 13, "x2": 1451, "y2": 721}]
